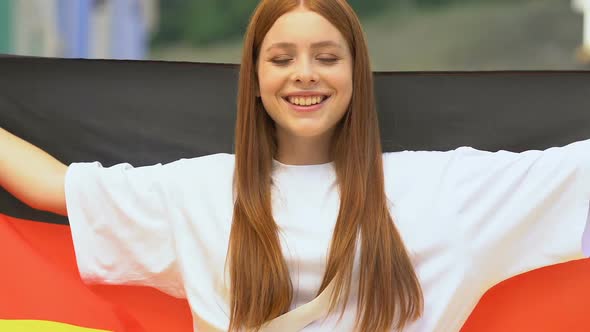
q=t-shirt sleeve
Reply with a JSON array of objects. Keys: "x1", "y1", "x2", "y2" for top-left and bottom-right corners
[
  {"x1": 448, "y1": 139, "x2": 590, "y2": 288},
  {"x1": 64, "y1": 159, "x2": 187, "y2": 298}
]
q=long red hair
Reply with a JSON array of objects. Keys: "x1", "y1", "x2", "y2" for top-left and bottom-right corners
[{"x1": 229, "y1": 0, "x2": 424, "y2": 331}]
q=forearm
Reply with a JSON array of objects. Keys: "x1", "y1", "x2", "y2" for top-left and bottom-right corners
[{"x1": 0, "y1": 128, "x2": 68, "y2": 216}]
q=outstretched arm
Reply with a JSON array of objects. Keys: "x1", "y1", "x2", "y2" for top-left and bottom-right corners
[{"x1": 0, "y1": 127, "x2": 67, "y2": 216}]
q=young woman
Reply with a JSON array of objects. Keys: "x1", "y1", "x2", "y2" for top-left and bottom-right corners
[{"x1": 1, "y1": 0, "x2": 589, "y2": 331}]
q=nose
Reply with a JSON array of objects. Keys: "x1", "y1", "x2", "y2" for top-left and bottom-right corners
[{"x1": 292, "y1": 58, "x2": 319, "y2": 86}]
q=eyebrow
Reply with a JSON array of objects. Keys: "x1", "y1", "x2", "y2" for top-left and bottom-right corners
[{"x1": 265, "y1": 40, "x2": 343, "y2": 52}]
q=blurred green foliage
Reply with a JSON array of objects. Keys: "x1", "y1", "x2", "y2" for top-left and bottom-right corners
[{"x1": 152, "y1": 0, "x2": 495, "y2": 46}]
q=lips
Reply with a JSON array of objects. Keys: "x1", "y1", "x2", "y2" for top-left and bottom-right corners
[
  {"x1": 284, "y1": 95, "x2": 329, "y2": 106},
  {"x1": 283, "y1": 92, "x2": 330, "y2": 106},
  {"x1": 282, "y1": 95, "x2": 331, "y2": 113}
]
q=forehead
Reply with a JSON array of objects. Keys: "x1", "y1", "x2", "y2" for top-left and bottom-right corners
[{"x1": 261, "y1": 9, "x2": 347, "y2": 50}]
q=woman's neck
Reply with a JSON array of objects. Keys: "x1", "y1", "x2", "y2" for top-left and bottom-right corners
[{"x1": 275, "y1": 129, "x2": 334, "y2": 165}]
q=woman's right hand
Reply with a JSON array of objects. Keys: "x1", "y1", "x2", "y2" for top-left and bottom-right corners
[{"x1": 0, "y1": 128, "x2": 68, "y2": 216}]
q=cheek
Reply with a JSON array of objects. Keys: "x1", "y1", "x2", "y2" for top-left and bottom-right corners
[
  {"x1": 258, "y1": 72, "x2": 288, "y2": 117},
  {"x1": 334, "y1": 71, "x2": 353, "y2": 107},
  {"x1": 258, "y1": 66, "x2": 282, "y2": 94},
  {"x1": 259, "y1": 83, "x2": 282, "y2": 115},
  {"x1": 344, "y1": 70, "x2": 354, "y2": 92},
  {"x1": 327, "y1": 65, "x2": 352, "y2": 92}
]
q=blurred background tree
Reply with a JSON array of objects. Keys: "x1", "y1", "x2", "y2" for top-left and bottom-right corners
[
  {"x1": 154, "y1": 0, "x2": 257, "y2": 46},
  {"x1": 153, "y1": 0, "x2": 397, "y2": 47},
  {"x1": 150, "y1": 0, "x2": 589, "y2": 71},
  {"x1": 152, "y1": 0, "x2": 525, "y2": 47},
  {"x1": 1, "y1": 0, "x2": 588, "y2": 70}
]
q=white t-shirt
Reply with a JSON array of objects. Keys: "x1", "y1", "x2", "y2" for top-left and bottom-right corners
[{"x1": 64, "y1": 139, "x2": 590, "y2": 332}]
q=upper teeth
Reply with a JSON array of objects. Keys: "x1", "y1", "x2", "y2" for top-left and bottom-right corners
[{"x1": 287, "y1": 96, "x2": 326, "y2": 106}]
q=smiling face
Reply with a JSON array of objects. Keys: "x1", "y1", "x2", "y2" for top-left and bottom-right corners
[{"x1": 256, "y1": 8, "x2": 353, "y2": 141}]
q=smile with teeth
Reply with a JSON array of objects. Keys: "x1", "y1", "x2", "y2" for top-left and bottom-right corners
[{"x1": 285, "y1": 95, "x2": 328, "y2": 106}]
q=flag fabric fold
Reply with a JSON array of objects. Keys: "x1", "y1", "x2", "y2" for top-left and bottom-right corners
[
  {"x1": 0, "y1": 213, "x2": 192, "y2": 332},
  {"x1": 462, "y1": 257, "x2": 590, "y2": 331},
  {"x1": 1, "y1": 212, "x2": 589, "y2": 331}
]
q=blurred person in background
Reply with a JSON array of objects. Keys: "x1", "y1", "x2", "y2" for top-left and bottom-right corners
[
  {"x1": 0, "y1": 0, "x2": 158, "y2": 60},
  {"x1": 573, "y1": 0, "x2": 590, "y2": 63}
]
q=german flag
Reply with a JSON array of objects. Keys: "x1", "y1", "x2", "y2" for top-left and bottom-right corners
[
  {"x1": 0, "y1": 213, "x2": 192, "y2": 332},
  {"x1": 462, "y1": 256, "x2": 590, "y2": 331},
  {"x1": 2, "y1": 212, "x2": 590, "y2": 332}
]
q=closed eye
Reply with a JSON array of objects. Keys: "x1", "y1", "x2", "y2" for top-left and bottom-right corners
[
  {"x1": 318, "y1": 58, "x2": 339, "y2": 64},
  {"x1": 270, "y1": 58, "x2": 292, "y2": 66}
]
